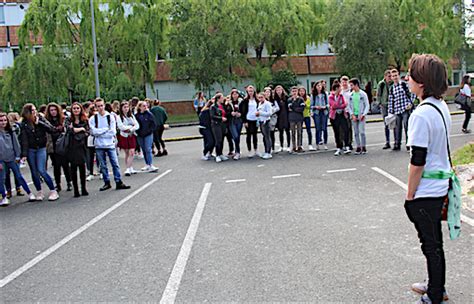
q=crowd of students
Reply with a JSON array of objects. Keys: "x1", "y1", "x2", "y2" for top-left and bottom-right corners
[{"x1": 0, "y1": 97, "x2": 168, "y2": 206}]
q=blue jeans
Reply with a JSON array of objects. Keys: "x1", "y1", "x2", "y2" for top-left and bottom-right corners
[
  {"x1": 313, "y1": 112, "x2": 328, "y2": 144},
  {"x1": 229, "y1": 120, "x2": 243, "y2": 154},
  {"x1": 303, "y1": 117, "x2": 312, "y2": 145},
  {"x1": 96, "y1": 148, "x2": 122, "y2": 183},
  {"x1": 27, "y1": 148, "x2": 55, "y2": 191},
  {"x1": 137, "y1": 134, "x2": 154, "y2": 166},
  {"x1": 0, "y1": 161, "x2": 31, "y2": 198}
]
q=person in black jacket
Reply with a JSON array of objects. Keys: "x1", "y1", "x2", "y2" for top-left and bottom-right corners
[
  {"x1": 66, "y1": 102, "x2": 89, "y2": 198},
  {"x1": 19, "y1": 103, "x2": 59, "y2": 201},
  {"x1": 223, "y1": 96, "x2": 235, "y2": 157},
  {"x1": 45, "y1": 103, "x2": 72, "y2": 192},
  {"x1": 198, "y1": 100, "x2": 215, "y2": 160},
  {"x1": 288, "y1": 86, "x2": 306, "y2": 153},
  {"x1": 135, "y1": 101, "x2": 158, "y2": 172},
  {"x1": 274, "y1": 85, "x2": 290, "y2": 152},
  {"x1": 210, "y1": 93, "x2": 229, "y2": 163}
]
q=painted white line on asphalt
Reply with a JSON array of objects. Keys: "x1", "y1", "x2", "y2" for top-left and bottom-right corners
[
  {"x1": 160, "y1": 182, "x2": 212, "y2": 304},
  {"x1": 327, "y1": 168, "x2": 357, "y2": 173},
  {"x1": 272, "y1": 174, "x2": 301, "y2": 179},
  {"x1": 0, "y1": 169, "x2": 173, "y2": 289},
  {"x1": 371, "y1": 167, "x2": 474, "y2": 227},
  {"x1": 225, "y1": 179, "x2": 246, "y2": 183}
]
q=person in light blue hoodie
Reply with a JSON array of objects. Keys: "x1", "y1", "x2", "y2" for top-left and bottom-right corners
[
  {"x1": 310, "y1": 81, "x2": 329, "y2": 150},
  {"x1": 348, "y1": 78, "x2": 370, "y2": 155},
  {"x1": 256, "y1": 93, "x2": 273, "y2": 159}
]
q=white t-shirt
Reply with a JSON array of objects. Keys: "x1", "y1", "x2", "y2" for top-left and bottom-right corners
[
  {"x1": 247, "y1": 98, "x2": 258, "y2": 121},
  {"x1": 342, "y1": 87, "x2": 351, "y2": 110},
  {"x1": 460, "y1": 84, "x2": 471, "y2": 97},
  {"x1": 407, "y1": 97, "x2": 451, "y2": 199}
]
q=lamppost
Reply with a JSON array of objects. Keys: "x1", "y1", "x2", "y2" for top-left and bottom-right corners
[{"x1": 90, "y1": 0, "x2": 100, "y2": 98}]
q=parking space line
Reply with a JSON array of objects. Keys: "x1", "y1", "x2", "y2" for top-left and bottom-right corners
[
  {"x1": 327, "y1": 168, "x2": 357, "y2": 173},
  {"x1": 272, "y1": 174, "x2": 301, "y2": 179},
  {"x1": 0, "y1": 169, "x2": 173, "y2": 289},
  {"x1": 225, "y1": 179, "x2": 246, "y2": 183},
  {"x1": 160, "y1": 182, "x2": 212, "y2": 304},
  {"x1": 371, "y1": 167, "x2": 474, "y2": 227}
]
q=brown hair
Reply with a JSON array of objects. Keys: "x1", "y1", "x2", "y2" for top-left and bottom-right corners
[
  {"x1": 408, "y1": 53, "x2": 448, "y2": 100},
  {"x1": 0, "y1": 112, "x2": 12, "y2": 132},
  {"x1": 45, "y1": 102, "x2": 65, "y2": 125},
  {"x1": 70, "y1": 102, "x2": 88, "y2": 123},
  {"x1": 119, "y1": 101, "x2": 132, "y2": 118},
  {"x1": 21, "y1": 103, "x2": 37, "y2": 125}
]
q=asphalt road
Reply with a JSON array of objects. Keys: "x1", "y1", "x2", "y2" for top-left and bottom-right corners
[{"x1": 1, "y1": 115, "x2": 473, "y2": 303}]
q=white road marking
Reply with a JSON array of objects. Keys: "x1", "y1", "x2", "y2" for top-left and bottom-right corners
[
  {"x1": 257, "y1": 164, "x2": 265, "y2": 168},
  {"x1": 327, "y1": 168, "x2": 357, "y2": 173},
  {"x1": 272, "y1": 174, "x2": 301, "y2": 179},
  {"x1": 225, "y1": 179, "x2": 246, "y2": 183},
  {"x1": 371, "y1": 167, "x2": 474, "y2": 227},
  {"x1": 0, "y1": 169, "x2": 173, "y2": 288},
  {"x1": 160, "y1": 182, "x2": 212, "y2": 304}
]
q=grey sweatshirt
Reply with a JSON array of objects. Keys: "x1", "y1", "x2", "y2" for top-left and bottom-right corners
[{"x1": 0, "y1": 130, "x2": 21, "y2": 162}]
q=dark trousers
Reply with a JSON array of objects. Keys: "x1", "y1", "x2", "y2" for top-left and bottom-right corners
[
  {"x1": 331, "y1": 113, "x2": 349, "y2": 149},
  {"x1": 70, "y1": 163, "x2": 86, "y2": 195},
  {"x1": 395, "y1": 111, "x2": 410, "y2": 146},
  {"x1": 260, "y1": 121, "x2": 272, "y2": 153},
  {"x1": 279, "y1": 128, "x2": 290, "y2": 148},
  {"x1": 224, "y1": 124, "x2": 234, "y2": 153},
  {"x1": 246, "y1": 120, "x2": 258, "y2": 151},
  {"x1": 405, "y1": 197, "x2": 446, "y2": 304},
  {"x1": 86, "y1": 147, "x2": 98, "y2": 175},
  {"x1": 270, "y1": 130, "x2": 276, "y2": 150},
  {"x1": 211, "y1": 123, "x2": 225, "y2": 156},
  {"x1": 153, "y1": 125, "x2": 166, "y2": 152},
  {"x1": 200, "y1": 128, "x2": 215, "y2": 155},
  {"x1": 339, "y1": 116, "x2": 353, "y2": 147},
  {"x1": 303, "y1": 116, "x2": 312, "y2": 145},
  {"x1": 462, "y1": 104, "x2": 471, "y2": 130},
  {"x1": 49, "y1": 153, "x2": 71, "y2": 188}
]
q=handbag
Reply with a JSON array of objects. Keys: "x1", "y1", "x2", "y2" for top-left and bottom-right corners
[
  {"x1": 55, "y1": 131, "x2": 71, "y2": 156},
  {"x1": 420, "y1": 102, "x2": 462, "y2": 240},
  {"x1": 454, "y1": 93, "x2": 467, "y2": 106}
]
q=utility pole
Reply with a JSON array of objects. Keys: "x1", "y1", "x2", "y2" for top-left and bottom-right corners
[{"x1": 90, "y1": 0, "x2": 100, "y2": 98}]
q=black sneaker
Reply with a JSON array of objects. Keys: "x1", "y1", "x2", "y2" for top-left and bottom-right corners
[
  {"x1": 362, "y1": 147, "x2": 367, "y2": 154},
  {"x1": 67, "y1": 183, "x2": 72, "y2": 192},
  {"x1": 155, "y1": 151, "x2": 163, "y2": 157},
  {"x1": 382, "y1": 143, "x2": 391, "y2": 150},
  {"x1": 82, "y1": 190, "x2": 89, "y2": 196},
  {"x1": 100, "y1": 183, "x2": 112, "y2": 191},
  {"x1": 355, "y1": 147, "x2": 362, "y2": 155},
  {"x1": 162, "y1": 149, "x2": 168, "y2": 156},
  {"x1": 116, "y1": 182, "x2": 131, "y2": 190},
  {"x1": 392, "y1": 145, "x2": 401, "y2": 151},
  {"x1": 406, "y1": 146, "x2": 411, "y2": 152}
]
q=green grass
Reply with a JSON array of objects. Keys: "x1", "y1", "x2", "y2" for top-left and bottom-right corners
[
  {"x1": 167, "y1": 113, "x2": 198, "y2": 124},
  {"x1": 452, "y1": 143, "x2": 474, "y2": 166}
]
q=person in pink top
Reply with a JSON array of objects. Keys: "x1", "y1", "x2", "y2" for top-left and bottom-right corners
[{"x1": 329, "y1": 82, "x2": 351, "y2": 156}]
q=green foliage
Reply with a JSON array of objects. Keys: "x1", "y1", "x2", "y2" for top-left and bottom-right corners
[
  {"x1": 269, "y1": 70, "x2": 300, "y2": 93},
  {"x1": 453, "y1": 143, "x2": 474, "y2": 166}
]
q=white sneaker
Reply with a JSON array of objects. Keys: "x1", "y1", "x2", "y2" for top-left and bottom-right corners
[
  {"x1": 255, "y1": 151, "x2": 262, "y2": 158},
  {"x1": 201, "y1": 155, "x2": 210, "y2": 161},
  {"x1": 149, "y1": 165, "x2": 159, "y2": 172},
  {"x1": 324, "y1": 145, "x2": 328, "y2": 150},
  {"x1": 48, "y1": 190, "x2": 59, "y2": 201},
  {"x1": 215, "y1": 156, "x2": 222, "y2": 163},
  {"x1": 141, "y1": 165, "x2": 150, "y2": 171},
  {"x1": 247, "y1": 151, "x2": 255, "y2": 158},
  {"x1": 287, "y1": 146, "x2": 293, "y2": 153},
  {"x1": 261, "y1": 153, "x2": 271, "y2": 160},
  {"x1": 99, "y1": 173, "x2": 103, "y2": 180},
  {"x1": 0, "y1": 197, "x2": 10, "y2": 206},
  {"x1": 205, "y1": 152, "x2": 211, "y2": 158},
  {"x1": 316, "y1": 145, "x2": 320, "y2": 150},
  {"x1": 343, "y1": 147, "x2": 352, "y2": 154},
  {"x1": 334, "y1": 149, "x2": 342, "y2": 156},
  {"x1": 86, "y1": 174, "x2": 94, "y2": 181},
  {"x1": 309, "y1": 145, "x2": 316, "y2": 151},
  {"x1": 220, "y1": 155, "x2": 229, "y2": 161},
  {"x1": 233, "y1": 153, "x2": 241, "y2": 160},
  {"x1": 36, "y1": 191, "x2": 44, "y2": 201},
  {"x1": 28, "y1": 193, "x2": 36, "y2": 201},
  {"x1": 130, "y1": 167, "x2": 138, "y2": 174},
  {"x1": 124, "y1": 168, "x2": 131, "y2": 176},
  {"x1": 275, "y1": 147, "x2": 282, "y2": 153}
]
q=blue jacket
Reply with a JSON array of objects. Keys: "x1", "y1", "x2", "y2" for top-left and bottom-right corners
[{"x1": 135, "y1": 111, "x2": 157, "y2": 137}]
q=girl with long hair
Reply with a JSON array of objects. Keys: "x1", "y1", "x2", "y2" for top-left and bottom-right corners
[
  {"x1": 459, "y1": 75, "x2": 471, "y2": 133},
  {"x1": 329, "y1": 83, "x2": 350, "y2": 156},
  {"x1": 135, "y1": 101, "x2": 158, "y2": 172},
  {"x1": 264, "y1": 87, "x2": 280, "y2": 153},
  {"x1": 20, "y1": 103, "x2": 59, "y2": 201},
  {"x1": 117, "y1": 101, "x2": 140, "y2": 176},
  {"x1": 0, "y1": 112, "x2": 35, "y2": 206},
  {"x1": 229, "y1": 89, "x2": 243, "y2": 160},
  {"x1": 45, "y1": 102, "x2": 72, "y2": 192},
  {"x1": 299, "y1": 86, "x2": 315, "y2": 151},
  {"x1": 274, "y1": 85, "x2": 290, "y2": 152},
  {"x1": 311, "y1": 81, "x2": 329, "y2": 150},
  {"x1": 66, "y1": 103, "x2": 89, "y2": 197},
  {"x1": 240, "y1": 85, "x2": 259, "y2": 158},
  {"x1": 210, "y1": 93, "x2": 229, "y2": 162},
  {"x1": 256, "y1": 92, "x2": 273, "y2": 159}
]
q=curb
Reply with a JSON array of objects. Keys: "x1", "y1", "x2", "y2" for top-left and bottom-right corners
[{"x1": 163, "y1": 111, "x2": 466, "y2": 143}]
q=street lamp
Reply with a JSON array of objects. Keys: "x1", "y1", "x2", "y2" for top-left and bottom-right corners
[{"x1": 90, "y1": 0, "x2": 100, "y2": 98}]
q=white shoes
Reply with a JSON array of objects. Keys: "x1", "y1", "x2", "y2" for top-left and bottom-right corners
[
  {"x1": 0, "y1": 197, "x2": 10, "y2": 206},
  {"x1": 48, "y1": 190, "x2": 59, "y2": 201},
  {"x1": 28, "y1": 193, "x2": 36, "y2": 201},
  {"x1": 334, "y1": 149, "x2": 342, "y2": 156},
  {"x1": 324, "y1": 145, "x2": 328, "y2": 150},
  {"x1": 309, "y1": 145, "x2": 316, "y2": 151},
  {"x1": 343, "y1": 147, "x2": 352, "y2": 154},
  {"x1": 275, "y1": 147, "x2": 282, "y2": 153},
  {"x1": 261, "y1": 153, "x2": 272, "y2": 159},
  {"x1": 201, "y1": 155, "x2": 210, "y2": 161},
  {"x1": 141, "y1": 165, "x2": 150, "y2": 171},
  {"x1": 220, "y1": 155, "x2": 229, "y2": 161},
  {"x1": 233, "y1": 153, "x2": 241, "y2": 160},
  {"x1": 86, "y1": 174, "x2": 94, "y2": 181},
  {"x1": 248, "y1": 151, "x2": 256, "y2": 158},
  {"x1": 36, "y1": 191, "x2": 45, "y2": 201},
  {"x1": 215, "y1": 156, "x2": 222, "y2": 163},
  {"x1": 149, "y1": 165, "x2": 159, "y2": 172},
  {"x1": 124, "y1": 168, "x2": 131, "y2": 176},
  {"x1": 130, "y1": 167, "x2": 138, "y2": 174}
]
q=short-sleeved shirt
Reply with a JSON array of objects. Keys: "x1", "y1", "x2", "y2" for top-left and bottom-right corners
[
  {"x1": 460, "y1": 84, "x2": 471, "y2": 97},
  {"x1": 407, "y1": 97, "x2": 451, "y2": 199}
]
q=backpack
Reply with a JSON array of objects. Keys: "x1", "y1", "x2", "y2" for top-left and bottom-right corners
[
  {"x1": 420, "y1": 102, "x2": 462, "y2": 240},
  {"x1": 94, "y1": 113, "x2": 111, "y2": 128}
]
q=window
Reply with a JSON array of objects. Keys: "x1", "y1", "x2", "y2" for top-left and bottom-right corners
[
  {"x1": 0, "y1": 6, "x2": 5, "y2": 24},
  {"x1": 12, "y1": 48, "x2": 20, "y2": 58},
  {"x1": 452, "y1": 72, "x2": 460, "y2": 86}
]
